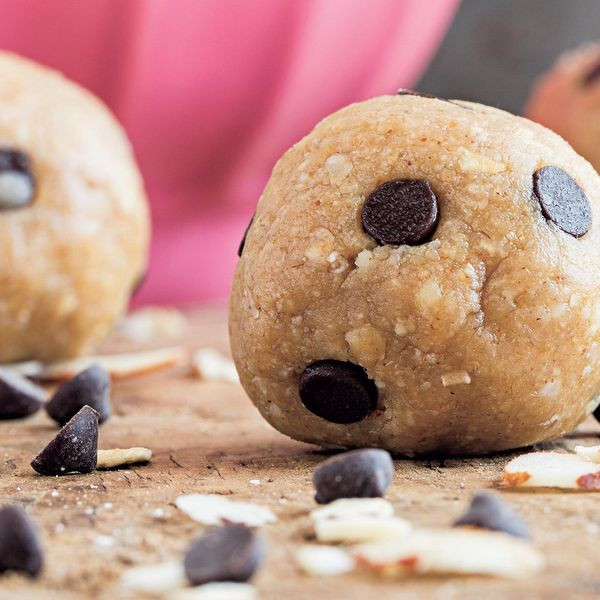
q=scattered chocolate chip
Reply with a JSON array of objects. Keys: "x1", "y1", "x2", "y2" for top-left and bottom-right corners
[
  {"x1": 453, "y1": 491, "x2": 530, "y2": 539},
  {"x1": 299, "y1": 360, "x2": 377, "y2": 424},
  {"x1": 45, "y1": 364, "x2": 111, "y2": 426},
  {"x1": 0, "y1": 505, "x2": 43, "y2": 577},
  {"x1": 0, "y1": 368, "x2": 46, "y2": 420},
  {"x1": 313, "y1": 448, "x2": 394, "y2": 504},
  {"x1": 31, "y1": 405, "x2": 98, "y2": 476},
  {"x1": 184, "y1": 524, "x2": 264, "y2": 586},
  {"x1": 238, "y1": 213, "x2": 255, "y2": 257},
  {"x1": 583, "y1": 59, "x2": 600, "y2": 86},
  {"x1": 533, "y1": 166, "x2": 591, "y2": 238},
  {"x1": 362, "y1": 179, "x2": 439, "y2": 246},
  {"x1": 0, "y1": 149, "x2": 35, "y2": 209},
  {"x1": 594, "y1": 404, "x2": 600, "y2": 423}
]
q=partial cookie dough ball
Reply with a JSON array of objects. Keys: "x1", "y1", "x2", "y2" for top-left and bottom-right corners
[
  {"x1": 230, "y1": 93, "x2": 600, "y2": 455},
  {"x1": 525, "y1": 43, "x2": 600, "y2": 173},
  {"x1": 0, "y1": 52, "x2": 149, "y2": 362}
]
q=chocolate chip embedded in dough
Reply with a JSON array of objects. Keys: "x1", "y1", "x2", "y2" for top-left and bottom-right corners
[
  {"x1": 0, "y1": 149, "x2": 35, "y2": 209},
  {"x1": 299, "y1": 360, "x2": 377, "y2": 424},
  {"x1": 31, "y1": 405, "x2": 98, "y2": 476},
  {"x1": 313, "y1": 448, "x2": 394, "y2": 504},
  {"x1": 184, "y1": 524, "x2": 264, "y2": 585},
  {"x1": 362, "y1": 179, "x2": 439, "y2": 246},
  {"x1": 238, "y1": 213, "x2": 255, "y2": 257},
  {"x1": 533, "y1": 166, "x2": 591, "y2": 238},
  {"x1": 46, "y1": 364, "x2": 111, "y2": 426}
]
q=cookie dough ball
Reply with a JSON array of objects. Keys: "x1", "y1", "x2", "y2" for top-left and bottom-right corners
[
  {"x1": 0, "y1": 52, "x2": 149, "y2": 362},
  {"x1": 526, "y1": 43, "x2": 600, "y2": 173},
  {"x1": 230, "y1": 92, "x2": 600, "y2": 455}
]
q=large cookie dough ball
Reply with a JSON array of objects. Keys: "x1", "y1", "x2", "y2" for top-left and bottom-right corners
[
  {"x1": 0, "y1": 53, "x2": 149, "y2": 362},
  {"x1": 526, "y1": 43, "x2": 600, "y2": 173},
  {"x1": 230, "y1": 92, "x2": 600, "y2": 455}
]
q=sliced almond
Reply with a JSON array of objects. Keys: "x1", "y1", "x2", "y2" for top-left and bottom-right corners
[
  {"x1": 191, "y1": 348, "x2": 239, "y2": 383},
  {"x1": 118, "y1": 307, "x2": 187, "y2": 342},
  {"x1": 39, "y1": 347, "x2": 186, "y2": 381},
  {"x1": 97, "y1": 447, "x2": 152, "y2": 469},
  {"x1": 121, "y1": 561, "x2": 186, "y2": 595},
  {"x1": 175, "y1": 494, "x2": 277, "y2": 527},
  {"x1": 315, "y1": 516, "x2": 411, "y2": 544},
  {"x1": 574, "y1": 445, "x2": 600, "y2": 463},
  {"x1": 353, "y1": 528, "x2": 544, "y2": 578},
  {"x1": 310, "y1": 498, "x2": 394, "y2": 522},
  {"x1": 502, "y1": 451, "x2": 600, "y2": 490},
  {"x1": 458, "y1": 147, "x2": 506, "y2": 174},
  {"x1": 1, "y1": 360, "x2": 44, "y2": 378},
  {"x1": 167, "y1": 583, "x2": 257, "y2": 600},
  {"x1": 295, "y1": 545, "x2": 355, "y2": 576}
]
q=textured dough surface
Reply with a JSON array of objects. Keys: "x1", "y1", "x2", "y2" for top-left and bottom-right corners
[
  {"x1": 526, "y1": 43, "x2": 600, "y2": 174},
  {"x1": 0, "y1": 52, "x2": 149, "y2": 362},
  {"x1": 230, "y1": 94, "x2": 600, "y2": 455}
]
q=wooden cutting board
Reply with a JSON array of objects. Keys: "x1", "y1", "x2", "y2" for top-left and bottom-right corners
[{"x1": 1, "y1": 306, "x2": 599, "y2": 600}]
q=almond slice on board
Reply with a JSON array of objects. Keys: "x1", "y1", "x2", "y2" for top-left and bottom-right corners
[
  {"x1": 310, "y1": 498, "x2": 394, "y2": 522},
  {"x1": 295, "y1": 546, "x2": 355, "y2": 576},
  {"x1": 175, "y1": 494, "x2": 277, "y2": 527},
  {"x1": 502, "y1": 451, "x2": 600, "y2": 490},
  {"x1": 191, "y1": 348, "x2": 239, "y2": 383},
  {"x1": 38, "y1": 347, "x2": 186, "y2": 382},
  {"x1": 574, "y1": 445, "x2": 600, "y2": 464},
  {"x1": 315, "y1": 516, "x2": 411, "y2": 544},
  {"x1": 353, "y1": 528, "x2": 544, "y2": 578},
  {"x1": 97, "y1": 447, "x2": 152, "y2": 469}
]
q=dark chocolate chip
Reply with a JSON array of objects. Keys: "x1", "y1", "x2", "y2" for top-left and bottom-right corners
[
  {"x1": 0, "y1": 149, "x2": 35, "y2": 210},
  {"x1": 313, "y1": 448, "x2": 394, "y2": 504},
  {"x1": 396, "y1": 89, "x2": 468, "y2": 110},
  {"x1": 130, "y1": 269, "x2": 147, "y2": 298},
  {"x1": 583, "y1": 59, "x2": 600, "y2": 86},
  {"x1": 0, "y1": 505, "x2": 43, "y2": 577},
  {"x1": 453, "y1": 491, "x2": 530, "y2": 539},
  {"x1": 397, "y1": 88, "x2": 437, "y2": 99},
  {"x1": 31, "y1": 405, "x2": 98, "y2": 476},
  {"x1": 46, "y1": 364, "x2": 111, "y2": 426},
  {"x1": 299, "y1": 360, "x2": 377, "y2": 424},
  {"x1": 594, "y1": 403, "x2": 600, "y2": 423},
  {"x1": 0, "y1": 368, "x2": 46, "y2": 420},
  {"x1": 533, "y1": 166, "x2": 591, "y2": 238},
  {"x1": 184, "y1": 524, "x2": 264, "y2": 586},
  {"x1": 238, "y1": 213, "x2": 255, "y2": 257},
  {"x1": 362, "y1": 179, "x2": 439, "y2": 246}
]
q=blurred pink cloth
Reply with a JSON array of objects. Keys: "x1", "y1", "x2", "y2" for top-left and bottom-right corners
[{"x1": 0, "y1": 0, "x2": 458, "y2": 305}]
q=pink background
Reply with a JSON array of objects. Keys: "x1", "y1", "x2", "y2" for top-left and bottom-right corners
[{"x1": 0, "y1": 0, "x2": 458, "y2": 304}]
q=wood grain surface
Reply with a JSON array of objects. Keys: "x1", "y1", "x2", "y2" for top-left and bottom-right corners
[{"x1": 1, "y1": 306, "x2": 600, "y2": 600}]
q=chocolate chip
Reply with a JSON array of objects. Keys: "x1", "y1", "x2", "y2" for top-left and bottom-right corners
[
  {"x1": 397, "y1": 88, "x2": 437, "y2": 99},
  {"x1": 238, "y1": 213, "x2": 255, "y2": 257},
  {"x1": 299, "y1": 360, "x2": 377, "y2": 424},
  {"x1": 0, "y1": 505, "x2": 43, "y2": 577},
  {"x1": 583, "y1": 59, "x2": 600, "y2": 86},
  {"x1": 46, "y1": 364, "x2": 111, "y2": 426},
  {"x1": 313, "y1": 448, "x2": 394, "y2": 504},
  {"x1": 184, "y1": 524, "x2": 264, "y2": 586},
  {"x1": 0, "y1": 368, "x2": 46, "y2": 420},
  {"x1": 533, "y1": 166, "x2": 591, "y2": 238},
  {"x1": 31, "y1": 405, "x2": 98, "y2": 476},
  {"x1": 130, "y1": 270, "x2": 147, "y2": 298},
  {"x1": 362, "y1": 179, "x2": 439, "y2": 246},
  {"x1": 594, "y1": 404, "x2": 600, "y2": 423},
  {"x1": 0, "y1": 149, "x2": 35, "y2": 209},
  {"x1": 453, "y1": 491, "x2": 530, "y2": 539}
]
